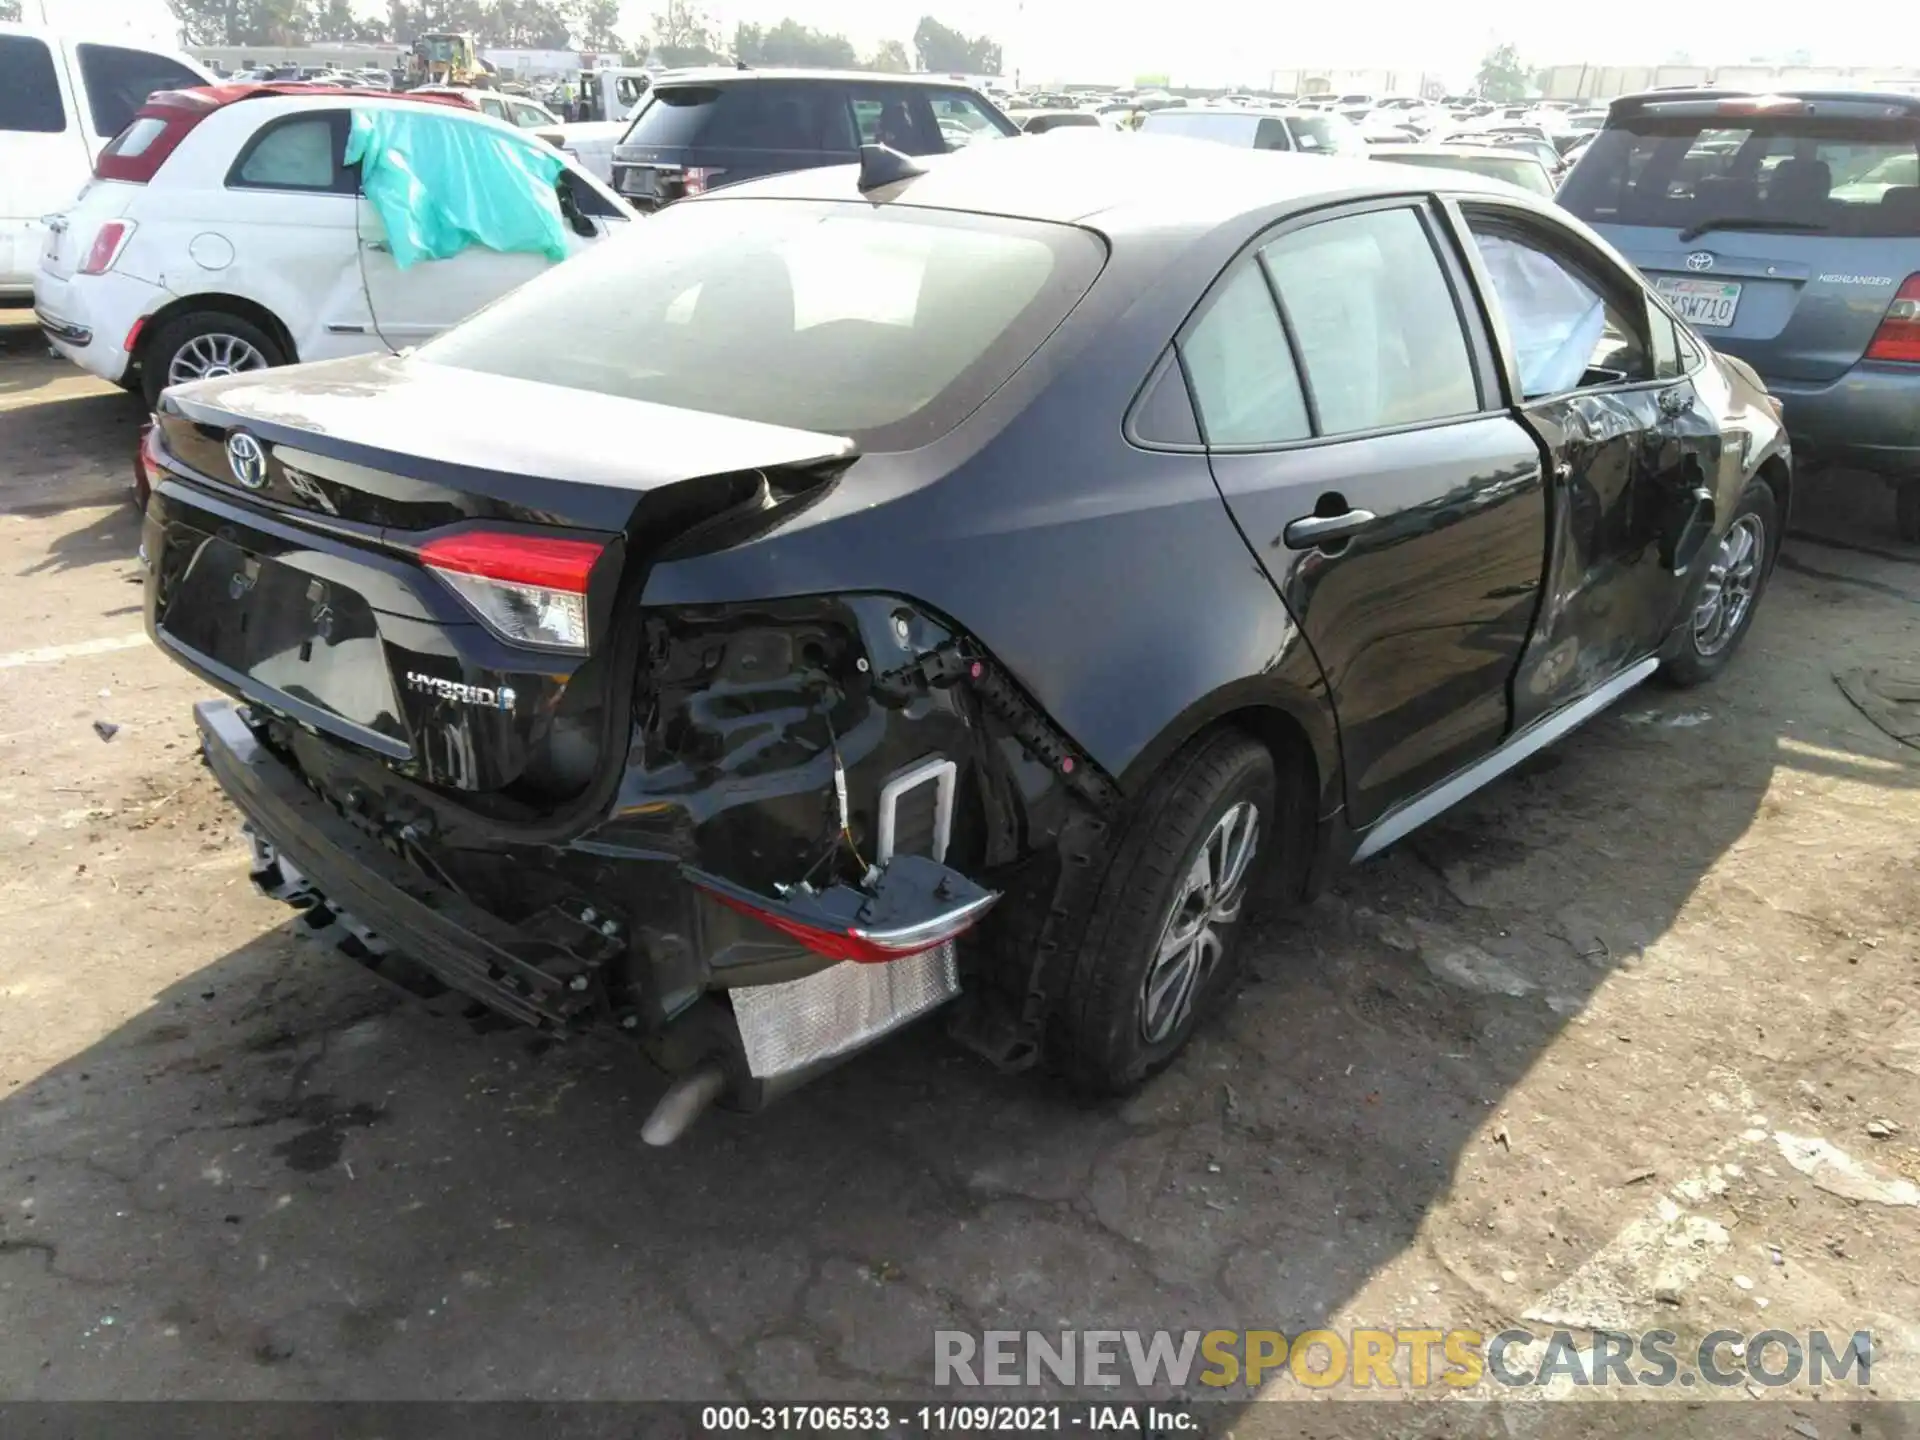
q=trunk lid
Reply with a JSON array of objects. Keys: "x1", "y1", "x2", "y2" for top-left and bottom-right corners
[{"x1": 149, "y1": 352, "x2": 854, "y2": 799}]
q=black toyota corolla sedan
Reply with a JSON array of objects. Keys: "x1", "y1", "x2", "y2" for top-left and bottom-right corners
[{"x1": 140, "y1": 135, "x2": 1789, "y2": 1142}]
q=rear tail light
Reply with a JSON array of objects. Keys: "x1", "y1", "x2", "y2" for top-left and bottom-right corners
[
  {"x1": 80, "y1": 221, "x2": 136, "y2": 276},
  {"x1": 687, "y1": 862, "x2": 999, "y2": 966},
  {"x1": 419, "y1": 531, "x2": 605, "y2": 651},
  {"x1": 136, "y1": 422, "x2": 164, "y2": 509},
  {"x1": 1866, "y1": 274, "x2": 1920, "y2": 364},
  {"x1": 681, "y1": 166, "x2": 726, "y2": 196}
]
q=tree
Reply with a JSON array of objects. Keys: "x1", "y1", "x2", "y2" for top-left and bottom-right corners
[
  {"x1": 649, "y1": 0, "x2": 723, "y2": 66},
  {"x1": 911, "y1": 15, "x2": 1000, "y2": 75},
  {"x1": 312, "y1": 0, "x2": 389, "y2": 41},
  {"x1": 484, "y1": 0, "x2": 570, "y2": 46},
  {"x1": 565, "y1": 0, "x2": 623, "y2": 49},
  {"x1": 734, "y1": 18, "x2": 856, "y2": 68},
  {"x1": 169, "y1": 0, "x2": 314, "y2": 47},
  {"x1": 0, "y1": 0, "x2": 20, "y2": 22},
  {"x1": 1474, "y1": 41, "x2": 1530, "y2": 102},
  {"x1": 864, "y1": 38, "x2": 909, "y2": 72}
]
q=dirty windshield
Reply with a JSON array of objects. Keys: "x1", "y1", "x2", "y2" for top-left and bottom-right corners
[
  {"x1": 415, "y1": 199, "x2": 1106, "y2": 450},
  {"x1": 1560, "y1": 115, "x2": 1920, "y2": 237}
]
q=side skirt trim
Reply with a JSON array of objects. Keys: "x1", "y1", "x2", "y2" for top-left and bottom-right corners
[{"x1": 1351, "y1": 656, "x2": 1659, "y2": 863}]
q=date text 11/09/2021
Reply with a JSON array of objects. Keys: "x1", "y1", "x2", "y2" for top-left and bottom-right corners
[{"x1": 701, "y1": 1408, "x2": 1191, "y2": 1433}]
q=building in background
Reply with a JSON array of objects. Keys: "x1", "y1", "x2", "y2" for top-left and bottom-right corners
[{"x1": 188, "y1": 43, "x2": 405, "y2": 76}]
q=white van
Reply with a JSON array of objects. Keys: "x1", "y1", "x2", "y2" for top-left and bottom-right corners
[{"x1": 0, "y1": 25, "x2": 210, "y2": 299}]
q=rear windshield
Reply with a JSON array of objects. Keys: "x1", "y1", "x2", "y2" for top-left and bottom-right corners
[
  {"x1": 1560, "y1": 114, "x2": 1920, "y2": 238},
  {"x1": 622, "y1": 82, "x2": 854, "y2": 152},
  {"x1": 416, "y1": 199, "x2": 1106, "y2": 451},
  {"x1": 1381, "y1": 150, "x2": 1555, "y2": 196}
]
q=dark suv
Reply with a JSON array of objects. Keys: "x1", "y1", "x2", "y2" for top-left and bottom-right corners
[
  {"x1": 607, "y1": 68, "x2": 1020, "y2": 209},
  {"x1": 1560, "y1": 90, "x2": 1920, "y2": 538}
]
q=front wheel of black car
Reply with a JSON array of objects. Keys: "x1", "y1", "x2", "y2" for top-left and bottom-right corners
[
  {"x1": 1052, "y1": 730, "x2": 1277, "y2": 1095},
  {"x1": 1657, "y1": 477, "x2": 1780, "y2": 689}
]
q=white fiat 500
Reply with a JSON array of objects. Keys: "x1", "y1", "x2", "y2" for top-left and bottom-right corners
[{"x1": 34, "y1": 85, "x2": 634, "y2": 407}]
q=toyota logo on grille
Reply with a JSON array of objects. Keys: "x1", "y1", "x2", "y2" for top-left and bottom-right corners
[
  {"x1": 1686, "y1": 251, "x2": 1716, "y2": 272},
  {"x1": 226, "y1": 431, "x2": 268, "y2": 490}
]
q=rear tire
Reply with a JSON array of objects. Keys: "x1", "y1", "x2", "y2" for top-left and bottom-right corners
[
  {"x1": 140, "y1": 312, "x2": 285, "y2": 409},
  {"x1": 1657, "y1": 477, "x2": 1779, "y2": 689},
  {"x1": 1050, "y1": 730, "x2": 1278, "y2": 1095},
  {"x1": 1896, "y1": 482, "x2": 1920, "y2": 544}
]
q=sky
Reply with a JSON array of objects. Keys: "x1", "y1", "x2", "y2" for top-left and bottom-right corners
[{"x1": 41, "y1": 0, "x2": 1900, "y2": 89}]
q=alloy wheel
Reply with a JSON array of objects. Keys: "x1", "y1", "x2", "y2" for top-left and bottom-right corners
[
  {"x1": 168, "y1": 332, "x2": 269, "y2": 387},
  {"x1": 1692, "y1": 513, "x2": 1766, "y2": 657},
  {"x1": 1138, "y1": 799, "x2": 1261, "y2": 1045}
]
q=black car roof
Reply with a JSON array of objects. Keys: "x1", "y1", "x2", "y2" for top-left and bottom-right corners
[
  {"x1": 697, "y1": 130, "x2": 1518, "y2": 233},
  {"x1": 648, "y1": 67, "x2": 994, "y2": 91}
]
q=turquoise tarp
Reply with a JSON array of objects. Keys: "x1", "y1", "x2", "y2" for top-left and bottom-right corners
[{"x1": 345, "y1": 107, "x2": 569, "y2": 270}]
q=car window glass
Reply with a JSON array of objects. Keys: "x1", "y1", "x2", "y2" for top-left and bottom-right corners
[
  {"x1": 928, "y1": 90, "x2": 1010, "y2": 149},
  {"x1": 75, "y1": 44, "x2": 203, "y2": 138},
  {"x1": 0, "y1": 36, "x2": 66, "y2": 133},
  {"x1": 1262, "y1": 207, "x2": 1479, "y2": 435},
  {"x1": 1254, "y1": 117, "x2": 1291, "y2": 151},
  {"x1": 1559, "y1": 116, "x2": 1920, "y2": 239},
  {"x1": 1467, "y1": 223, "x2": 1653, "y2": 397},
  {"x1": 852, "y1": 87, "x2": 945, "y2": 156},
  {"x1": 1649, "y1": 304, "x2": 1683, "y2": 379},
  {"x1": 1180, "y1": 260, "x2": 1311, "y2": 445},
  {"x1": 234, "y1": 116, "x2": 340, "y2": 190},
  {"x1": 510, "y1": 102, "x2": 546, "y2": 127},
  {"x1": 1130, "y1": 350, "x2": 1202, "y2": 446},
  {"x1": 479, "y1": 96, "x2": 506, "y2": 119}
]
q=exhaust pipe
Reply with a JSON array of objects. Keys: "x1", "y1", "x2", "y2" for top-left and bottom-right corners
[{"x1": 640, "y1": 1061, "x2": 728, "y2": 1146}]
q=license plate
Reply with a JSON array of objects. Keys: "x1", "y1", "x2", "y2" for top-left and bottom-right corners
[
  {"x1": 617, "y1": 167, "x2": 659, "y2": 196},
  {"x1": 1654, "y1": 275, "x2": 1742, "y2": 328}
]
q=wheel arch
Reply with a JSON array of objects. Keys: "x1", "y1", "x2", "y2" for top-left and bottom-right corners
[
  {"x1": 1755, "y1": 448, "x2": 1792, "y2": 534},
  {"x1": 1115, "y1": 678, "x2": 1343, "y2": 903},
  {"x1": 132, "y1": 293, "x2": 298, "y2": 378}
]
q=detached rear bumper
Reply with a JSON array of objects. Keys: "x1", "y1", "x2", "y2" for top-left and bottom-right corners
[
  {"x1": 196, "y1": 699, "x2": 613, "y2": 1031},
  {"x1": 1766, "y1": 363, "x2": 1920, "y2": 479}
]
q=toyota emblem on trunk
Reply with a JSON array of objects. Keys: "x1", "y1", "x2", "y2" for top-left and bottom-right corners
[
  {"x1": 1686, "y1": 251, "x2": 1715, "y2": 272},
  {"x1": 226, "y1": 431, "x2": 268, "y2": 490}
]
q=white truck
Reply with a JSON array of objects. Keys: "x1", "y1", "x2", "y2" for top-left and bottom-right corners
[
  {"x1": 538, "y1": 67, "x2": 653, "y2": 181},
  {"x1": 0, "y1": 24, "x2": 211, "y2": 299}
]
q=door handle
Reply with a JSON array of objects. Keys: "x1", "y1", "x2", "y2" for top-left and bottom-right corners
[
  {"x1": 1658, "y1": 386, "x2": 1691, "y2": 419},
  {"x1": 1283, "y1": 508, "x2": 1377, "y2": 550},
  {"x1": 362, "y1": 239, "x2": 390, "y2": 253}
]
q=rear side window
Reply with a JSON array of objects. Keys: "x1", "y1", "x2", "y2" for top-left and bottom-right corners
[
  {"x1": 0, "y1": 35, "x2": 66, "y2": 134},
  {"x1": 1180, "y1": 261, "x2": 1311, "y2": 445},
  {"x1": 415, "y1": 199, "x2": 1106, "y2": 451},
  {"x1": 229, "y1": 114, "x2": 352, "y2": 193},
  {"x1": 75, "y1": 44, "x2": 204, "y2": 138},
  {"x1": 1142, "y1": 112, "x2": 1256, "y2": 145},
  {"x1": 1262, "y1": 207, "x2": 1479, "y2": 435},
  {"x1": 625, "y1": 83, "x2": 854, "y2": 152},
  {"x1": 1561, "y1": 115, "x2": 1920, "y2": 239},
  {"x1": 1253, "y1": 118, "x2": 1290, "y2": 151},
  {"x1": 1286, "y1": 115, "x2": 1356, "y2": 154}
]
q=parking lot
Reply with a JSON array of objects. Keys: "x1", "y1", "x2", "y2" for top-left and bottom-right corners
[{"x1": 1, "y1": 303, "x2": 1917, "y2": 1415}]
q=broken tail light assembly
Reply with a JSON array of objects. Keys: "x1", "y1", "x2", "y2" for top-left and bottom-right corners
[
  {"x1": 419, "y1": 531, "x2": 606, "y2": 651},
  {"x1": 1866, "y1": 275, "x2": 1920, "y2": 364}
]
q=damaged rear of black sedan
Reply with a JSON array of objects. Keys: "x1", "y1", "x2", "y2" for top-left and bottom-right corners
[{"x1": 144, "y1": 136, "x2": 1787, "y2": 1141}]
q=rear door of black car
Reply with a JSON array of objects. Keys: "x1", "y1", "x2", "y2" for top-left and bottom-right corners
[
  {"x1": 1450, "y1": 200, "x2": 1720, "y2": 727},
  {"x1": 1185, "y1": 198, "x2": 1548, "y2": 828}
]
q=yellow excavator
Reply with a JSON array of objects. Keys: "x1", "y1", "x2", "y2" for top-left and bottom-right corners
[{"x1": 407, "y1": 33, "x2": 496, "y2": 88}]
